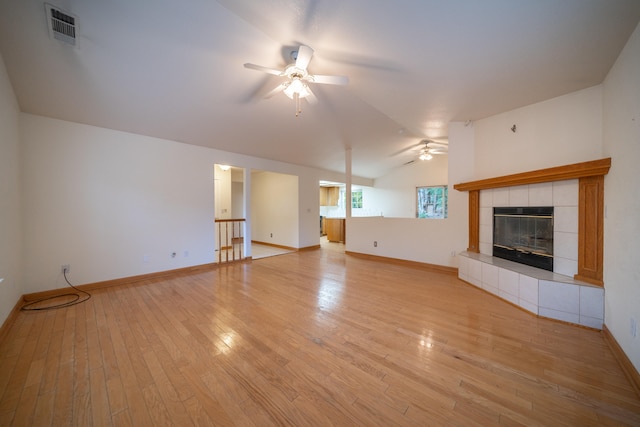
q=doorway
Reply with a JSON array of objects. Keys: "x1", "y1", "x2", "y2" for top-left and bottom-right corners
[
  {"x1": 214, "y1": 164, "x2": 246, "y2": 262},
  {"x1": 214, "y1": 165, "x2": 299, "y2": 261},
  {"x1": 251, "y1": 170, "x2": 299, "y2": 256}
]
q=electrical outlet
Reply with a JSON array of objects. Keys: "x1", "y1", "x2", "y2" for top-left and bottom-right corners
[
  {"x1": 61, "y1": 264, "x2": 70, "y2": 274},
  {"x1": 143, "y1": 255, "x2": 150, "y2": 263},
  {"x1": 631, "y1": 317, "x2": 637, "y2": 338},
  {"x1": 374, "y1": 241, "x2": 377, "y2": 247},
  {"x1": 183, "y1": 250, "x2": 189, "y2": 257},
  {"x1": 451, "y1": 250, "x2": 456, "y2": 257},
  {"x1": 270, "y1": 233, "x2": 273, "y2": 238},
  {"x1": 171, "y1": 252, "x2": 177, "y2": 258}
]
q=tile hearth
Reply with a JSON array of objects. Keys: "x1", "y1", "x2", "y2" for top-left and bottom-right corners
[{"x1": 458, "y1": 251, "x2": 604, "y2": 329}]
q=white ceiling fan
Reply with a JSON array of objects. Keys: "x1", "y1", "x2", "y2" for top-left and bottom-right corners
[
  {"x1": 400, "y1": 139, "x2": 449, "y2": 165},
  {"x1": 418, "y1": 139, "x2": 448, "y2": 160},
  {"x1": 244, "y1": 45, "x2": 349, "y2": 116}
]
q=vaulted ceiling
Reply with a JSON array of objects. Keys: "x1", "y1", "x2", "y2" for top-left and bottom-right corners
[{"x1": 1, "y1": 1, "x2": 639, "y2": 178}]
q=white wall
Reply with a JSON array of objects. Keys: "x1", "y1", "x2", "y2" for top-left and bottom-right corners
[
  {"x1": 447, "y1": 121, "x2": 476, "y2": 254},
  {"x1": 251, "y1": 170, "x2": 299, "y2": 247},
  {"x1": 231, "y1": 169, "x2": 244, "y2": 219},
  {"x1": 474, "y1": 85, "x2": 603, "y2": 179},
  {"x1": 347, "y1": 216, "x2": 459, "y2": 266},
  {"x1": 214, "y1": 166, "x2": 232, "y2": 219},
  {"x1": 21, "y1": 114, "x2": 218, "y2": 291},
  {"x1": 602, "y1": 22, "x2": 640, "y2": 372},
  {"x1": 0, "y1": 53, "x2": 23, "y2": 323}
]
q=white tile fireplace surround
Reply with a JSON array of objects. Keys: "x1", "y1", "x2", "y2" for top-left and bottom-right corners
[
  {"x1": 479, "y1": 180, "x2": 579, "y2": 276},
  {"x1": 457, "y1": 179, "x2": 604, "y2": 329}
]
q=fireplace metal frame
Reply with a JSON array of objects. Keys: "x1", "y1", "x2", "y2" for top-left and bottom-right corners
[{"x1": 493, "y1": 206, "x2": 554, "y2": 271}]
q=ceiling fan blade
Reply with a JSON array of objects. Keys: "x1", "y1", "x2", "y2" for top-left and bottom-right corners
[
  {"x1": 244, "y1": 63, "x2": 284, "y2": 76},
  {"x1": 295, "y1": 45, "x2": 314, "y2": 70},
  {"x1": 264, "y1": 82, "x2": 288, "y2": 98},
  {"x1": 389, "y1": 141, "x2": 424, "y2": 157},
  {"x1": 422, "y1": 138, "x2": 448, "y2": 147},
  {"x1": 428, "y1": 149, "x2": 448, "y2": 155},
  {"x1": 308, "y1": 74, "x2": 349, "y2": 85},
  {"x1": 304, "y1": 87, "x2": 318, "y2": 105}
]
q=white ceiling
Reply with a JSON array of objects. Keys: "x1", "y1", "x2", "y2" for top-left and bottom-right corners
[{"x1": 1, "y1": 1, "x2": 639, "y2": 179}]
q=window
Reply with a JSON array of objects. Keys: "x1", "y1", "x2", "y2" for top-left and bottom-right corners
[
  {"x1": 351, "y1": 189, "x2": 363, "y2": 208},
  {"x1": 416, "y1": 186, "x2": 448, "y2": 219}
]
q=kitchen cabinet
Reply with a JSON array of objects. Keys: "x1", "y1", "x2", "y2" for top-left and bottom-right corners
[
  {"x1": 320, "y1": 186, "x2": 340, "y2": 206},
  {"x1": 325, "y1": 218, "x2": 345, "y2": 243}
]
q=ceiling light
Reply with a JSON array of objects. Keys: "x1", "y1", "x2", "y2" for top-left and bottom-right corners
[
  {"x1": 414, "y1": 139, "x2": 448, "y2": 161},
  {"x1": 218, "y1": 164, "x2": 231, "y2": 171},
  {"x1": 283, "y1": 77, "x2": 311, "y2": 99},
  {"x1": 282, "y1": 76, "x2": 311, "y2": 117}
]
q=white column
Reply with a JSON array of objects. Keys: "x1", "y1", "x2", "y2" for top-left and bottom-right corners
[
  {"x1": 345, "y1": 148, "x2": 352, "y2": 219},
  {"x1": 243, "y1": 168, "x2": 252, "y2": 258}
]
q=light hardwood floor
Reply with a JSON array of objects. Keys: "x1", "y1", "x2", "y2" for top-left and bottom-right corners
[{"x1": 1, "y1": 248, "x2": 639, "y2": 426}]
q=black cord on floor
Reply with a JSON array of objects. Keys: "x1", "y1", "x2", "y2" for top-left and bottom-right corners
[{"x1": 21, "y1": 269, "x2": 91, "y2": 311}]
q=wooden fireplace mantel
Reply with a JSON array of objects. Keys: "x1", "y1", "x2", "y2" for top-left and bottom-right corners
[{"x1": 454, "y1": 158, "x2": 611, "y2": 286}]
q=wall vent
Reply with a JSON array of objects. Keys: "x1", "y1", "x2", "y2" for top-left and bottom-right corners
[{"x1": 45, "y1": 3, "x2": 77, "y2": 46}]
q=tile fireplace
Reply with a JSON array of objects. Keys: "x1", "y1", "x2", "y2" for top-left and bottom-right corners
[{"x1": 454, "y1": 159, "x2": 611, "y2": 329}]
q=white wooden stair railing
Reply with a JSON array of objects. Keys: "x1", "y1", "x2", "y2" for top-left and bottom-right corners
[{"x1": 215, "y1": 218, "x2": 246, "y2": 263}]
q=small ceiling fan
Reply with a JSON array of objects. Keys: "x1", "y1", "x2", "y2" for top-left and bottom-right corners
[
  {"x1": 244, "y1": 45, "x2": 349, "y2": 116},
  {"x1": 418, "y1": 139, "x2": 448, "y2": 160},
  {"x1": 401, "y1": 139, "x2": 449, "y2": 165}
]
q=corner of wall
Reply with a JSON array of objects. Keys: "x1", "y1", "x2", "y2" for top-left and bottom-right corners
[{"x1": 0, "y1": 51, "x2": 25, "y2": 326}]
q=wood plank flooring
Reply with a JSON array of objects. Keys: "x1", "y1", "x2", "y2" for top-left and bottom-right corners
[{"x1": 1, "y1": 248, "x2": 639, "y2": 426}]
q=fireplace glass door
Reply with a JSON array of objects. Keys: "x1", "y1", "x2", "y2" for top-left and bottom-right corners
[{"x1": 493, "y1": 207, "x2": 553, "y2": 271}]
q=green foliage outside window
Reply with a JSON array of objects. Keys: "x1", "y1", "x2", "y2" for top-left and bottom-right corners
[
  {"x1": 352, "y1": 189, "x2": 363, "y2": 208},
  {"x1": 417, "y1": 186, "x2": 448, "y2": 219}
]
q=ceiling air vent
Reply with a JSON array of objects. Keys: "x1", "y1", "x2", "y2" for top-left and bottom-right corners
[{"x1": 45, "y1": 3, "x2": 77, "y2": 46}]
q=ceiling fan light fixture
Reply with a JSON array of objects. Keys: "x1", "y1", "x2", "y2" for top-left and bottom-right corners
[
  {"x1": 283, "y1": 77, "x2": 310, "y2": 99},
  {"x1": 419, "y1": 152, "x2": 432, "y2": 161}
]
